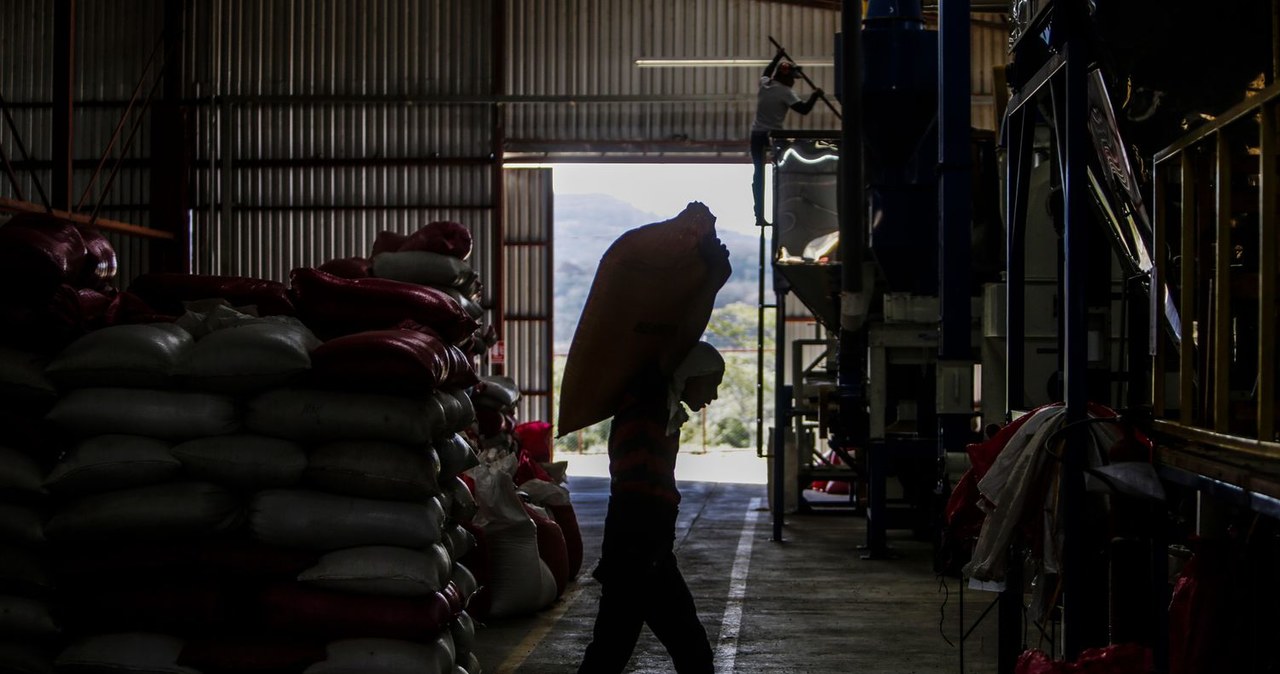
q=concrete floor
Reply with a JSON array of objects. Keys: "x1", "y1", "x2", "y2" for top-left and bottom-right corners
[{"x1": 472, "y1": 475, "x2": 1002, "y2": 674}]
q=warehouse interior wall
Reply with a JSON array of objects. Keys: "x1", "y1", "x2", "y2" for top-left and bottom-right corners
[{"x1": 0, "y1": 0, "x2": 1005, "y2": 398}]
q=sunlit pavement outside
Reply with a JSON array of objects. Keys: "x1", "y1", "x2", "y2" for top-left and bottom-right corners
[{"x1": 560, "y1": 447, "x2": 769, "y2": 485}]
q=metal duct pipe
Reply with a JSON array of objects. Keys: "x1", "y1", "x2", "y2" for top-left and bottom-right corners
[{"x1": 836, "y1": 0, "x2": 867, "y2": 456}]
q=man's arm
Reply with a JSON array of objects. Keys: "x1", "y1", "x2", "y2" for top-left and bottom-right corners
[
  {"x1": 790, "y1": 89, "x2": 824, "y2": 115},
  {"x1": 762, "y1": 49, "x2": 785, "y2": 79}
]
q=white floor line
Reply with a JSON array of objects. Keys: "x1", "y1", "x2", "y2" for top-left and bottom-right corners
[
  {"x1": 714, "y1": 496, "x2": 762, "y2": 673},
  {"x1": 494, "y1": 583, "x2": 585, "y2": 674}
]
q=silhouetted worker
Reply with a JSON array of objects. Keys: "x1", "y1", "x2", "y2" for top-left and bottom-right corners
[
  {"x1": 577, "y1": 340, "x2": 727, "y2": 674},
  {"x1": 751, "y1": 50, "x2": 823, "y2": 226}
]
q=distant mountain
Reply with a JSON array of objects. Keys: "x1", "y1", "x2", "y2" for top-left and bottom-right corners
[{"x1": 553, "y1": 194, "x2": 763, "y2": 350}]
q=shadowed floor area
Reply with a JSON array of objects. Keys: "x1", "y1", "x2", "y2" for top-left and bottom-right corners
[{"x1": 472, "y1": 475, "x2": 1001, "y2": 674}]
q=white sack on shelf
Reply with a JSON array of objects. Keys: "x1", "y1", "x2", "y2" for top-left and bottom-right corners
[
  {"x1": 247, "y1": 389, "x2": 442, "y2": 444},
  {"x1": 0, "y1": 595, "x2": 56, "y2": 639},
  {"x1": 0, "y1": 546, "x2": 54, "y2": 598},
  {"x1": 436, "y1": 434, "x2": 478, "y2": 482},
  {"x1": 55, "y1": 633, "x2": 197, "y2": 674},
  {"x1": 372, "y1": 250, "x2": 474, "y2": 289},
  {"x1": 449, "y1": 611, "x2": 475, "y2": 658},
  {"x1": 0, "y1": 505, "x2": 44, "y2": 545},
  {"x1": 472, "y1": 376, "x2": 519, "y2": 410},
  {"x1": 435, "y1": 390, "x2": 476, "y2": 435},
  {"x1": 449, "y1": 563, "x2": 478, "y2": 606},
  {"x1": 305, "y1": 442, "x2": 440, "y2": 501},
  {"x1": 46, "y1": 324, "x2": 192, "y2": 390},
  {"x1": 46, "y1": 389, "x2": 239, "y2": 440},
  {"x1": 459, "y1": 651, "x2": 482, "y2": 674},
  {"x1": 0, "y1": 346, "x2": 56, "y2": 407},
  {"x1": 171, "y1": 435, "x2": 307, "y2": 489},
  {"x1": 176, "y1": 320, "x2": 320, "y2": 393},
  {"x1": 298, "y1": 545, "x2": 452, "y2": 597},
  {"x1": 250, "y1": 489, "x2": 441, "y2": 551},
  {"x1": 0, "y1": 447, "x2": 45, "y2": 501},
  {"x1": 466, "y1": 450, "x2": 526, "y2": 531},
  {"x1": 485, "y1": 524, "x2": 549, "y2": 618},
  {"x1": 45, "y1": 481, "x2": 241, "y2": 543},
  {"x1": 445, "y1": 525, "x2": 475, "y2": 562},
  {"x1": 44, "y1": 435, "x2": 178, "y2": 497},
  {"x1": 446, "y1": 477, "x2": 478, "y2": 525},
  {"x1": 0, "y1": 641, "x2": 53, "y2": 674},
  {"x1": 517, "y1": 478, "x2": 571, "y2": 508}
]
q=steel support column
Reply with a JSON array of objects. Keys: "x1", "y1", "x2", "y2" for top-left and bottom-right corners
[
  {"x1": 1062, "y1": 1, "x2": 1104, "y2": 654},
  {"x1": 52, "y1": 0, "x2": 75, "y2": 211},
  {"x1": 938, "y1": 0, "x2": 973, "y2": 450},
  {"x1": 837, "y1": 0, "x2": 868, "y2": 538}
]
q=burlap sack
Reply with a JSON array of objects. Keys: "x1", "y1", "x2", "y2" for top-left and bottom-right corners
[{"x1": 556, "y1": 202, "x2": 730, "y2": 435}]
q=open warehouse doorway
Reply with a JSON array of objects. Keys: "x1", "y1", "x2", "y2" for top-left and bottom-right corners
[{"x1": 545, "y1": 163, "x2": 775, "y2": 486}]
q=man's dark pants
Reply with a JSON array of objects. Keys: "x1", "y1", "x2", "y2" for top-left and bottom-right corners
[
  {"x1": 577, "y1": 496, "x2": 713, "y2": 674},
  {"x1": 750, "y1": 130, "x2": 769, "y2": 222}
]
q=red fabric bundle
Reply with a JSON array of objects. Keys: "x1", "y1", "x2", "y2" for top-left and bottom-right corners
[
  {"x1": 261, "y1": 584, "x2": 453, "y2": 641},
  {"x1": 1170, "y1": 545, "x2": 1228, "y2": 674},
  {"x1": 371, "y1": 230, "x2": 409, "y2": 256},
  {"x1": 524, "y1": 503, "x2": 569, "y2": 597},
  {"x1": 0, "y1": 284, "x2": 91, "y2": 353},
  {"x1": 1016, "y1": 644, "x2": 1151, "y2": 673},
  {"x1": 77, "y1": 226, "x2": 118, "y2": 289},
  {"x1": 515, "y1": 450, "x2": 554, "y2": 486},
  {"x1": 309, "y1": 329, "x2": 478, "y2": 393},
  {"x1": 179, "y1": 638, "x2": 326, "y2": 674},
  {"x1": 549, "y1": 503, "x2": 584, "y2": 580},
  {"x1": 0, "y1": 213, "x2": 87, "y2": 302},
  {"x1": 104, "y1": 291, "x2": 177, "y2": 325},
  {"x1": 400, "y1": 221, "x2": 473, "y2": 260},
  {"x1": 289, "y1": 268, "x2": 477, "y2": 343},
  {"x1": 318, "y1": 256, "x2": 372, "y2": 279},
  {"x1": 441, "y1": 581, "x2": 464, "y2": 616},
  {"x1": 129, "y1": 273, "x2": 296, "y2": 316},
  {"x1": 515, "y1": 421, "x2": 554, "y2": 463}
]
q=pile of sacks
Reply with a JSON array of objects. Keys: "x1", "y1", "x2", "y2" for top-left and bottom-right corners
[
  {"x1": 459, "y1": 388, "x2": 582, "y2": 621},
  {"x1": 0, "y1": 217, "x2": 497, "y2": 673}
]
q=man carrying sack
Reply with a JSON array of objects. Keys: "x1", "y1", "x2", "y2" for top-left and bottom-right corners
[{"x1": 559, "y1": 203, "x2": 731, "y2": 673}]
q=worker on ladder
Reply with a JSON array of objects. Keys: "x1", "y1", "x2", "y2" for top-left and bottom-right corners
[{"x1": 750, "y1": 49, "x2": 823, "y2": 227}]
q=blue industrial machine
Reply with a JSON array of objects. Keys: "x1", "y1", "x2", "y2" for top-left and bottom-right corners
[{"x1": 764, "y1": 0, "x2": 992, "y2": 553}]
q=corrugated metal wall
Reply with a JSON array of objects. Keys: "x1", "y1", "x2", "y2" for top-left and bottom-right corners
[
  {"x1": 0, "y1": 0, "x2": 164, "y2": 285},
  {"x1": 506, "y1": 0, "x2": 844, "y2": 155},
  {"x1": 503, "y1": 168, "x2": 554, "y2": 424},
  {"x1": 189, "y1": 0, "x2": 499, "y2": 297}
]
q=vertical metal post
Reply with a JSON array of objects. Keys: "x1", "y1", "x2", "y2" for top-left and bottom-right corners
[
  {"x1": 837, "y1": 1, "x2": 867, "y2": 408},
  {"x1": 1261, "y1": 105, "x2": 1277, "y2": 441},
  {"x1": 1152, "y1": 166, "x2": 1167, "y2": 418},
  {"x1": 1213, "y1": 131, "x2": 1232, "y2": 432},
  {"x1": 773, "y1": 291, "x2": 788, "y2": 542},
  {"x1": 52, "y1": 0, "x2": 75, "y2": 212},
  {"x1": 998, "y1": 551, "x2": 1024, "y2": 674},
  {"x1": 491, "y1": 0, "x2": 507, "y2": 377},
  {"x1": 1006, "y1": 106, "x2": 1033, "y2": 412},
  {"x1": 1062, "y1": 1, "x2": 1103, "y2": 652},
  {"x1": 151, "y1": 0, "x2": 192, "y2": 273},
  {"x1": 998, "y1": 91, "x2": 1035, "y2": 674},
  {"x1": 938, "y1": 0, "x2": 973, "y2": 447},
  {"x1": 1180, "y1": 152, "x2": 1197, "y2": 425}
]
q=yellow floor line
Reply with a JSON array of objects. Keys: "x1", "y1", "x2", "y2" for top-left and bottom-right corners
[{"x1": 494, "y1": 582, "x2": 587, "y2": 674}]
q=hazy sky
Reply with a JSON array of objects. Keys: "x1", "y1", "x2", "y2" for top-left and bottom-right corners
[{"x1": 551, "y1": 163, "x2": 760, "y2": 237}]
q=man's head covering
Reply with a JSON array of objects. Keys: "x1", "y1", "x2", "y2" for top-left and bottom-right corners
[
  {"x1": 666, "y1": 341, "x2": 726, "y2": 436},
  {"x1": 776, "y1": 61, "x2": 796, "y2": 78}
]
